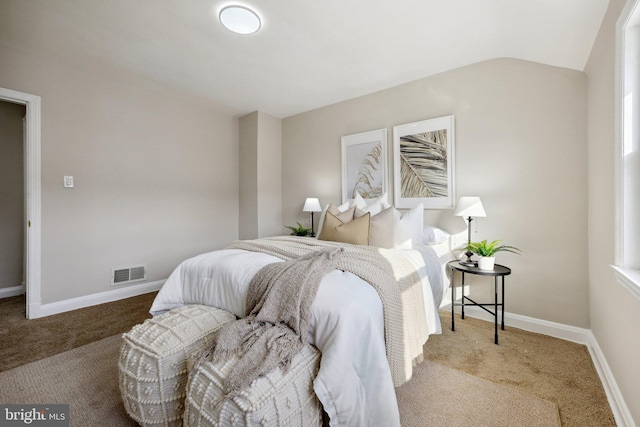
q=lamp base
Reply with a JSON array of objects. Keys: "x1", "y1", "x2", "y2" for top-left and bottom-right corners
[
  {"x1": 460, "y1": 218, "x2": 477, "y2": 266},
  {"x1": 459, "y1": 251, "x2": 477, "y2": 267}
]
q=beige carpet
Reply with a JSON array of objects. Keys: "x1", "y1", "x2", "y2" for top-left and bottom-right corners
[
  {"x1": 427, "y1": 312, "x2": 615, "y2": 426},
  {"x1": 0, "y1": 334, "x2": 560, "y2": 427},
  {"x1": 0, "y1": 292, "x2": 154, "y2": 373},
  {"x1": 396, "y1": 360, "x2": 560, "y2": 426},
  {"x1": 0, "y1": 335, "x2": 135, "y2": 426}
]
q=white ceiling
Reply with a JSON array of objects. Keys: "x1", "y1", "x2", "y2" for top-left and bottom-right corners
[{"x1": 1, "y1": 0, "x2": 610, "y2": 118}]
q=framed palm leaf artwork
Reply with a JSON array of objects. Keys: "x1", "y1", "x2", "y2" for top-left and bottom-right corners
[
  {"x1": 341, "y1": 129, "x2": 388, "y2": 204},
  {"x1": 393, "y1": 115, "x2": 455, "y2": 209}
]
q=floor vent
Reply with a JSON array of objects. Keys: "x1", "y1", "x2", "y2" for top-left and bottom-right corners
[{"x1": 111, "y1": 265, "x2": 147, "y2": 285}]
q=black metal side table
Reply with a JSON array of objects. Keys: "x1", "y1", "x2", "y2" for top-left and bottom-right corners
[{"x1": 447, "y1": 260, "x2": 511, "y2": 344}]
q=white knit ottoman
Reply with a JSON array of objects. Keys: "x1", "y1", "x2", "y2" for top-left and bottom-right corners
[
  {"x1": 119, "y1": 305, "x2": 236, "y2": 427},
  {"x1": 184, "y1": 344, "x2": 323, "y2": 427}
]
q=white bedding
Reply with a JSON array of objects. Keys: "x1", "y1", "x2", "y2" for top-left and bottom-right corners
[
  {"x1": 413, "y1": 242, "x2": 456, "y2": 313},
  {"x1": 150, "y1": 244, "x2": 450, "y2": 427}
]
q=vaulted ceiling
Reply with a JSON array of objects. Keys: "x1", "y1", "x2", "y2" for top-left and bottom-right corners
[{"x1": 0, "y1": 0, "x2": 609, "y2": 118}]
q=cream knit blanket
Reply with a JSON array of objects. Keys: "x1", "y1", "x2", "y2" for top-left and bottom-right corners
[
  {"x1": 228, "y1": 236, "x2": 429, "y2": 387},
  {"x1": 201, "y1": 247, "x2": 342, "y2": 396}
]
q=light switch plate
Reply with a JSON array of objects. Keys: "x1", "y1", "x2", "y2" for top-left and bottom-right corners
[{"x1": 64, "y1": 176, "x2": 74, "y2": 188}]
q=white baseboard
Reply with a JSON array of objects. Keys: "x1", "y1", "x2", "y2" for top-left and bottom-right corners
[
  {"x1": 445, "y1": 304, "x2": 591, "y2": 344},
  {"x1": 29, "y1": 280, "x2": 165, "y2": 319},
  {"x1": 586, "y1": 331, "x2": 636, "y2": 427},
  {"x1": 442, "y1": 305, "x2": 635, "y2": 427},
  {"x1": 0, "y1": 285, "x2": 25, "y2": 299}
]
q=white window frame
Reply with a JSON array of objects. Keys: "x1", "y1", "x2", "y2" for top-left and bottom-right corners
[{"x1": 613, "y1": 0, "x2": 640, "y2": 302}]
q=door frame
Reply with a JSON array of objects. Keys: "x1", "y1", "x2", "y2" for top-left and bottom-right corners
[{"x1": 0, "y1": 87, "x2": 41, "y2": 319}]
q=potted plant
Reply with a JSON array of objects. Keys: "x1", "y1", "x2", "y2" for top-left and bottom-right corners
[
  {"x1": 467, "y1": 239, "x2": 521, "y2": 270},
  {"x1": 285, "y1": 222, "x2": 311, "y2": 237}
]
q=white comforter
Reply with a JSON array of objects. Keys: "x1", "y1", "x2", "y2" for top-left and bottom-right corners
[{"x1": 150, "y1": 246, "x2": 442, "y2": 427}]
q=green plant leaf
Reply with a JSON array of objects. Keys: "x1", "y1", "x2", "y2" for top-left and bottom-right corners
[
  {"x1": 284, "y1": 221, "x2": 311, "y2": 236},
  {"x1": 466, "y1": 239, "x2": 522, "y2": 257}
]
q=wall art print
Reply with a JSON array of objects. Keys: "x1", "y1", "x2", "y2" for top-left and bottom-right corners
[
  {"x1": 341, "y1": 129, "x2": 388, "y2": 203},
  {"x1": 393, "y1": 115, "x2": 455, "y2": 209}
]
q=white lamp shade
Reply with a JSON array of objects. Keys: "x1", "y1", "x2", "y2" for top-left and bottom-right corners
[
  {"x1": 453, "y1": 196, "x2": 486, "y2": 218},
  {"x1": 303, "y1": 198, "x2": 322, "y2": 212}
]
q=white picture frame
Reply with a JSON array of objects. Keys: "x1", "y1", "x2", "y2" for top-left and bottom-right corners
[
  {"x1": 341, "y1": 129, "x2": 388, "y2": 204},
  {"x1": 393, "y1": 115, "x2": 455, "y2": 209}
]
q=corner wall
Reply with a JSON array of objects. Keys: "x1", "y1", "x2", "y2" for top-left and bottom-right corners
[
  {"x1": 0, "y1": 45, "x2": 239, "y2": 306},
  {"x1": 585, "y1": 0, "x2": 640, "y2": 423},
  {"x1": 282, "y1": 58, "x2": 589, "y2": 328},
  {"x1": 239, "y1": 111, "x2": 282, "y2": 239}
]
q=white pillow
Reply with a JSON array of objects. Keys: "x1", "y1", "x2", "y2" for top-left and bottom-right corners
[
  {"x1": 337, "y1": 200, "x2": 350, "y2": 211},
  {"x1": 393, "y1": 204, "x2": 424, "y2": 249},
  {"x1": 352, "y1": 193, "x2": 367, "y2": 209},
  {"x1": 355, "y1": 206, "x2": 395, "y2": 249},
  {"x1": 353, "y1": 192, "x2": 391, "y2": 216},
  {"x1": 422, "y1": 226, "x2": 451, "y2": 245}
]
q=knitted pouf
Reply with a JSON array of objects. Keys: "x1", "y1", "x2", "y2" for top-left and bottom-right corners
[
  {"x1": 119, "y1": 305, "x2": 236, "y2": 426},
  {"x1": 184, "y1": 344, "x2": 323, "y2": 427}
]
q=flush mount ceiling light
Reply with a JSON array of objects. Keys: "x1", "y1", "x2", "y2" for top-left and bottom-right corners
[{"x1": 219, "y1": 5, "x2": 261, "y2": 35}]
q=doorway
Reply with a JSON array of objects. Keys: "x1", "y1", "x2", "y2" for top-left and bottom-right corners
[
  {"x1": 0, "y1": 87, "x2": 41, "y2": 319},
  {"x1": 0, "y1": 101, "x2": 26, "y2": 300}
]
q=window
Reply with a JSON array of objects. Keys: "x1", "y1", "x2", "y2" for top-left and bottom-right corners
[{"x1": 613, "y1": 0, "x2": 640, "y2": 301}]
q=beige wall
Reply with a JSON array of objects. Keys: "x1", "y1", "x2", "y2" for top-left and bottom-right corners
[
  {"x1": 256, "y1": 112, "x2": 282, "y2": 237},
  {"x1": 239, "y1": 111, "x2": 282, "y2": 239},
  {"x1": 282, "y1": 58, "x2": 589, "y2": 327},
  {"x1": 0, "y1": 46, "x2": 238, "y2": 304},
  {"x1": 586, "y1": 0, "x2": 640, "y2": 422},
  {"x1": 239, "y1": 112, "x2": 259, "y2": 240},
  {"x1": 0, "y1": 101, "x2": 25, "y2": 289}
]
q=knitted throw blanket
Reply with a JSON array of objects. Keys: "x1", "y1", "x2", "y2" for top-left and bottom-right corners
[
  {"x1": 228, "y1": 236, "x2": 429, "y2": 387},
  {"x1": 202, "y1": 247, "x2": 343, "y2": 396}
]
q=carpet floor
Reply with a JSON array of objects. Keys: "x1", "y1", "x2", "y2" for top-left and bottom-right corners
[
  {"x1": 0, "y1": 334, "x2": 560, "y2": 427},
  {"x1": 0, "y1": 292, "x2": 154, "y2": 372},
  {"x1": 0, "y1": 293, "x2": 615, "y2": 426},
  {"x1": 424, "y1": 313, "x2": 615, "y2": 426}
]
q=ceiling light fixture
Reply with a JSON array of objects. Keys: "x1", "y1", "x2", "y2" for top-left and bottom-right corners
[{"x1": 219, "y1": 5, "x2": 261, "y2": 35}]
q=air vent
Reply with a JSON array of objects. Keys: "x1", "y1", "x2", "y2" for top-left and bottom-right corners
[{"x1": 111, "y1": 265, "x2": 147, "y2": 285}]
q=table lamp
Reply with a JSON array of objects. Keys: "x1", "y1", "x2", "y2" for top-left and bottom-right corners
[
  {"x1": 453, "y1": 196, "x2": 486, "y2": 266},
  {"x1": 303, "y1": 198, "x2": 322, "y2": 237}
]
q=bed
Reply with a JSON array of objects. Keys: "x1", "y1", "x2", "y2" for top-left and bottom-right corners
[{"x1": 149, "y1": 197, "x2": 454, "y2": 427}]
